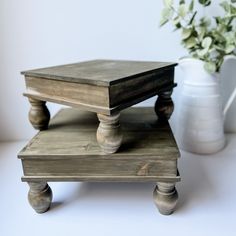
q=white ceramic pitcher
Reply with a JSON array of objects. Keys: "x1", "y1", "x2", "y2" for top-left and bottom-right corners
[{"x1": 176, "y1": 57, "x2": 236, "y2": 154}]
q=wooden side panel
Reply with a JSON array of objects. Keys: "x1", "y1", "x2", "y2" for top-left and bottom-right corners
[
  {"x1": 25, "y1": 76, "x2": 109, "y2": 108},
  {"x1": 109, "y1": 69, "x2": 174, "y2": 107},
  {"x1": 19, "y1": 108, "x2": 180, "y2": 182},
  {"x1": 22, "y1": 158, "x2": 177, "y2": 178}
]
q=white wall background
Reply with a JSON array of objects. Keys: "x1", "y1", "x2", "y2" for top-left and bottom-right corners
[{"x1": 0, "y1": 0, "x2": 234, "y2": 141}]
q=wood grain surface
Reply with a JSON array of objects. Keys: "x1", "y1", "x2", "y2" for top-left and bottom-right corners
[
  {"x1": 21, "y1": 59, "x2": 177, "y2": 86},
  {"x1": 22, "y1": 60, "x2": 177, "y2": 115},
  {"x1": 18, "y1": 107, "x2": 180, "y2": 182}
]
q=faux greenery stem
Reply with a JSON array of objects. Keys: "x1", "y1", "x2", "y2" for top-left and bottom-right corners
[{"x1": 160, "y1": 0, "x2": 236, "y2": 73}]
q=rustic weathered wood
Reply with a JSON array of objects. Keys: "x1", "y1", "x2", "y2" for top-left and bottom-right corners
[
  {"x1": 28, "y1": 98, "x2": 50, "y2": 130},
  {"x1": 153, "y1": 182, "x2": 178, "y2": 215},
  {"x1": 19, "y1": 108, "x2": 180, "y2": 156},
  {"x1": 155, "y1": 89, "x2": 174, "y2": 121},
  {"x1": 28, "y1": 182, "x2": 52, "y2": 213},
  {"x1": 21, "y1": 60, "x2": 177, "y2": 86},
  {"x1": 18, "y1": 107, "x2": 180, "y2": 215},
  {"x1": 18, "y1": 108, "x2": 180, "y2": 181},
  {"x1": 25, "y1": 76, "x2": 109, "y2": 108},
  {"x1": 22, "y1": 175, "x2": 180, "y2": 182},
  {"x1": 108, "y1": 69, "x2": 174, "y2": 107},
  {"x1": 96, "y1": 113, "x2": 123, "y2": 153},
  {"x1": 22, "y1": 60, "x2": 177, "y2": 116},
  {"x1": 22, "y1": 60, "x2": 177, "y2": 153},
  {"x1": 22, "y1": 158, "x2": 177, "y2": 179}
]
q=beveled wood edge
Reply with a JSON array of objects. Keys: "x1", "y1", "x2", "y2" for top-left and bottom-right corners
[
  {"x1": 110, "y1": 83, "x2": 178, "y2": 114},
  {"x1": 23, "y1": 93, "x2": 111, "y2": 115},
  {"x1": 21, "y1": 62, "x2": 178, "y2": 86},
  {"x1": 21, "y1": 175, "x2": 181, "y2": 182},
  {"x1": 18, "y1": 154, "x2": 180, "y2": 160},
  {"x1": 23, "y1": 82, "x2": 177, "y2": 115}
]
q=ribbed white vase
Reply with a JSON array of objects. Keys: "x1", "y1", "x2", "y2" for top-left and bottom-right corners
[{"x1": 176, "y1": 58, "x2": 225, "y2": 154}]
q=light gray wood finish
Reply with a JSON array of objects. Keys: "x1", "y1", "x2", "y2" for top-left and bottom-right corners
[
  {"x1": 25, "y1": 76, "x2": 109, "y2": 109},
  {"x1": 19, "y1": 107, "x2": 180, "y2": 215},
  {"x1": 23, "y1": 60, "x2": 177, "y2": 154},
  {"x1": 28, "y1": 182, "x2": 52, "y2": 213},
  {"x1": 18, "y1": 108, "x2": 180, "y2": 182},
  {"x1": 153, "y1": 182, "x2": 178, "y2": 215},
  {"x1": 28, "y1": 98, "x2": 50, "y2": 130},
  {"x1": 155, "y1": 89, "x2": 174, "y2": 120},
  {"x1": 21, "y1": 60, "x2": 177, "y2": 86},
  {"x1": 22, "y1": 176, "x2": 180, "y2": 182},
  {"x1": 96, "y1": 113, "x2": 123, "y2": 153},
  {"x1": 22, "y1": 60, "x2": 177, "y2": 115}
]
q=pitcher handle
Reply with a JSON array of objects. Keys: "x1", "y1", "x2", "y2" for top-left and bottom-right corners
[
  {"x1": 223, "y1": 55, "x2": 236, "y2": 117},
  {"x1": 223, "y1": 87, "x2": 236, "y2": 116}
]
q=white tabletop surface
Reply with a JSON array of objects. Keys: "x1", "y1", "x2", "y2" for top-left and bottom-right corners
[{"x1": 1, "y1": 135, "x2": 236, "y2": 236}]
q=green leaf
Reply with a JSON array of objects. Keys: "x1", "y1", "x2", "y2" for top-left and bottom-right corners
[
  {"x1": 230, "y1": 4, "x2": 236, "y2": 14},
  {"x1": 225, "y1": 45, "x2": 235, "y2": 54},
  {"x1": 160, "y1": 7, "x2": 173, "y2": 26},
  {"x1": 163, "y1": 0, "x2": 173, "y2": 8},
  {"x1": 184, "y1": 36, "x2": 196, "y2": 49},
  {"x1": 225, "y1": 32, "x2": 235, "y2": 44},
  {"x1": 172, "y1": 16, "x2": 180, "y2": 25},
  {"x1": 220, "y1": 1, "x2": 230, "y2": 12},
  {"x1": 199, "y1": 0, "x2": 211, "y2": 6},
  {"x1": 202, "y1": 37, "x2": 212, "y2": 49},
  {"x1": 172, "y1": 16, "x2": 182, "y2": 28},
  {"x1": 189, "y1": 0, "x2": 194, "y2": 11},
  {"x1": 197, "y1": 48, "x2": 209, "y2": 57},
  {"x1": 214, "y1": 16, "x2": 223, "y2": 24},
  {"x1": 199, "y1": 17, "x2": 211, "y2": 27},
  {"x1": 162, "y1": 7, "x2": 173, "y2": 19},
  {"x1": 215, "y1": 45, "x2": 226, "y2": 52},
  {"x1": 181, "y1": 28, "x2": 192, "y2": 40},
  {"x1": 204, "y1": 62, "x2": 216, "y2": 73},
  {"x1": 198, "y1": 27, "x2": 206, "y2": 41},
  {"x1": 178, "y1": 4, "x2": 187, "y2": 17},
  {"x1": 160, "y1": 18, "x2": 169, "y2": 27},
  {"x1": 179, "y1": 0, "x2": 185, "y2": 4}
]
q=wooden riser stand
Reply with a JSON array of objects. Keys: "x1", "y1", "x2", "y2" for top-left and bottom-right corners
[{"x1": 18, "y1": 107, "x2": 180, "y2": 215}]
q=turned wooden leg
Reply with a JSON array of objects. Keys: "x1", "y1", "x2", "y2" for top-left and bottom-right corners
[
  {"x1": 155, "y1": 90, "x2": 174, "y2": 121},
  {"x1": 28, "y1": 98, "x2": 50, "y2": 130},
  {"x1": 153, "y1": 182, "x2": 178, "y2": 215},
  {"x1": 28, "y1": 182, "x2": 53, "y2": 214},
  {"x1": 96, "y1": 113, "x2": 123, "y2": 154}
]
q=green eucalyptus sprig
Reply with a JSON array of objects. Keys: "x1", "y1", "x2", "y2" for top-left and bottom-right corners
[{"x1": 160, "y1": 0, "x2": 236, "y2": 73}]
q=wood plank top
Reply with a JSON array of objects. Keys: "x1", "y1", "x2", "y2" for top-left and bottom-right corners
[
  {"x1": 21, "y1": 60, "x2": 177, "y2": 86},
  {"x1": 18, "y1": 107, "x2": 180, "y2": 159}
]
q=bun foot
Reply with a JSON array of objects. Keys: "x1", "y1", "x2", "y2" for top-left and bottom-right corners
[
  {"x1": 153, "y1": 182, "x2": 178, "y2": 215},
  {"x1": 28, "y1": 182, "x2": 53, "y2": 213}
]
